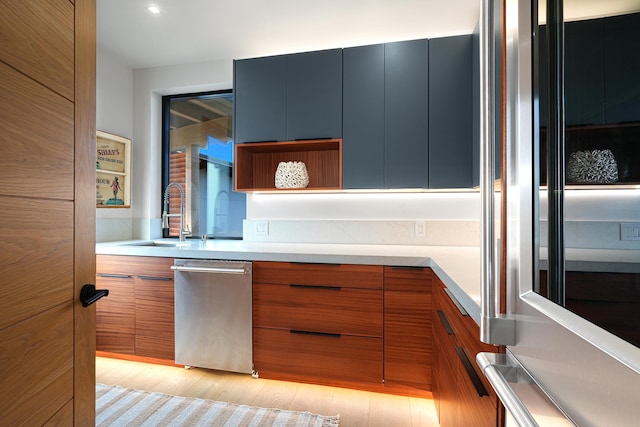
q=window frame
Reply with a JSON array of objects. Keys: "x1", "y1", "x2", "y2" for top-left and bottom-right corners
[{"x1": 161, "y1": 89, "x2": 243, "y2": 239}]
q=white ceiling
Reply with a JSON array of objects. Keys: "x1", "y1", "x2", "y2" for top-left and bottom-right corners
[{"x1": 97, "y1": 0, "x2": 481, "y2": 69}]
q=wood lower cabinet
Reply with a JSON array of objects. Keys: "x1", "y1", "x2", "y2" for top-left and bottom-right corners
[
  {"x1": 432, "y1": 275, "x2": 502, "y2": 426},
  {"x1": 134, "y1": 260, "x2": 174, "y2": 360},
  {"x1": 96, "y1": 255, "x2": 175, "y2": 361},
  {"x1": 253, "y1": 261, "x2": 384, "y2": 389},
  {"x1": 383, "y1": 266, "x2": 432, "y2": 394},
  {"x1": 95, "y1": 274, "x2": 135, "y2": 354}
]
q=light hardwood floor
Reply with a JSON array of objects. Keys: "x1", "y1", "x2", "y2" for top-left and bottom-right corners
[{"x1": 96, "y1": 357, "x2": 439, "y2": 426}]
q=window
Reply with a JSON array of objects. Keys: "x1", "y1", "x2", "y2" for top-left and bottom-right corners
[{"x1": 162, "y1": 90, "x2": 245, "y2": 239}]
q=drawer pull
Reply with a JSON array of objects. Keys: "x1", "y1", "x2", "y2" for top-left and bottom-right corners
[
  {"x1": 437, "y1": 310, "x2": 455, "y2": 335},
  {"x1": 444, "y1": 288, "x2": 468, "y2": 316},
  {"x1": 456, "y1": 347, "x2": 489, "y2": 397},
  {"x1": 137, "y1": 275, "x2": 172, "y2": 281},
  {"x1": 290, "y1": 330, "x2": 341, "y2": 338},
  {"x1": 96, "y1": 273, "x2": 132, "y2": 279},
  {"x1": 289, "y1": 284, "x2": 341, "y2": 291},
  {"x1": 289, "y1": 262, "x2": 342, "y2": 267}
]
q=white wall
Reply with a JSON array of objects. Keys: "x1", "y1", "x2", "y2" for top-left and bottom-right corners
[{"x1": 96, "y1": 46, "x2": 134, "y2": 241}]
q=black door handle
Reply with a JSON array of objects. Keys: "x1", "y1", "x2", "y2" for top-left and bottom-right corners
[{"x1": 80, "y1": 284, "x2": 109, "y2": 307}]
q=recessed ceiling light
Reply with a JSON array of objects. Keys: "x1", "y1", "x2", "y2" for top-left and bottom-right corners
[{"x1": 148, "y1": 5, "x2": 161, "y2": 14}]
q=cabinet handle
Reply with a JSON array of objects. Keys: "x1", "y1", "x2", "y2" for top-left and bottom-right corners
[
  {"x1": 437, "y1": 310, "x2": 455, "y2": 335},
  {"x1": 289, "y1": 284, "x2": 341, "y2": 291},
  {"x1": 444, "y1": 288, "x2": 468, "y2": 316},
  {"x1": 96, "y1": 273, "x2": 132, "y2": 279},
  {"x1": 289, "y1": 262, "x2": 342, "y2": 267},
  {"x1": 290, "y1": 330, "x2": 341, "y2": 338},
  {"x1": 137, "y1": 276, "x2": 172, "y2": 281},
  {"x1": 456, "y1": 347, "x2": 489, "y2": 397}
]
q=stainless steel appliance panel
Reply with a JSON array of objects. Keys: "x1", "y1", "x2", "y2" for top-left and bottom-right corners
[
  {"x1": 479, "y1": 0, "x2": 640, "y2": 425},
  {"x1": 173, "y1": 259, "x2": 252, "y2": 374}
]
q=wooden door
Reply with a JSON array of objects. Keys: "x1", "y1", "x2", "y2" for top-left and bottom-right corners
[{"x1": 0, "y1": 0, "x2": 96, "y2": 425}]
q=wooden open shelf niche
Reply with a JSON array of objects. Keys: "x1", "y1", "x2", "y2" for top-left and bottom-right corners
[{"x1": 234, "y1": 139, "x2": 342, "y2": 192}]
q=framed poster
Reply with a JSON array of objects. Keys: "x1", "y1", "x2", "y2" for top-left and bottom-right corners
[{"x1": 96, "y1": 130, "x2": 131, "y2": 207}]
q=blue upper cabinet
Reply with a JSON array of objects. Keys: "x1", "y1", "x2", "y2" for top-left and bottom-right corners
[
  {"x1": 286, "y1": 49, "x2": 343, "y2": 140},
  {"x1": 604, "y1": 12, "x2": 640, "y2": 124},
  {"x1": 235, "y1": 36, "x2": 478, "y2": 190},
  {"x1": 565, "y1": 19, "x2": 605, "y2": 126},
  {"x1": 384, "y1": 39, "x2": 430, "y2": 189},
  {"x1": 342, "y1": 44, "x2": 385, "y2": 189},
  {"x1": 234, "y1": 49, "x2": 342, "y2": 144},
  {"x1": 539, "y1": 21, "x2": 607, "y2": 127},
  {"x1": 234, "y1": 55, "x2": 287, "y2": 143},
  {"x1": 343, "y1": 39, "x2": 431, "y2": 190},
  {"x1": 429, "y1": 35, "x2": 473, "y2": 189},
  {"x1": 538, "y1": 12, "x2": 640, "y2": 127}
]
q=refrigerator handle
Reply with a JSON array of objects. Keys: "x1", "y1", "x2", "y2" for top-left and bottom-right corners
[{"x1": 480, "y1": 0, "x2": 515, "y2": 346}]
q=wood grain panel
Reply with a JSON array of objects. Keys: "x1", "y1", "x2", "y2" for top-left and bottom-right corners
[
  {"x1": 432, "y1": 316, "x2": 461, "y2": 427},
  {"x1": 95, "y1": 256, "x2": 175, "y2": 360},
  {"x1": 97, "y1": 255, "x2": 174, "y2": 278},
  {"x1": 433, "y1": 276, "x2": 500, "y2": 410},
  {"x1": 254, "y1": 283, "x2": 382, "y2": 336},
  {"x1": 95, "y1": 275, "x2": 135, "y2": 354},
  {"x1": 45, "y1": 399, "x2": 74, "y2": 426},
  {"x1": 384, "y1": 267, "x2": 433, "y2": 389},
  {"x1": 0, "y1": 0, "x2": 74, "y2": 99},
  {"x1": 0, "y1": 303, "x2": 73, "y2": 426},
  {"x1": 0, "y1": 62, "x2": 74, "y2": 200},
  {"x1": 234, "y1": 139, "x2": 342, "y2": 191},
  {"x1": 73, "y1": 0, "x2": 97, "y2": 423},
  {"x1": 253, "y1": 261, "x2": 383, "y2": 289},
  {"x1": 457, "y1": 348, "x2": 499, "y2": 427},
  {"x1": 253, "y1": 327, "x2": 383, "y2": 385},
  {"x1": 135, "y1": 276, "x2": 175, "y2": 360},
  {"x1": 0, "y1": 196, "x2": 73, "y2": 330}
]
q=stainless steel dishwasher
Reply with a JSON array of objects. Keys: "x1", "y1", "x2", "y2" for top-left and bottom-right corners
[{"x1": 172, "y1": 259, "x2": 252, "y2": 374}]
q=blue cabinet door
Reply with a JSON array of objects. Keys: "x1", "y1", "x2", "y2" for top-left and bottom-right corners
[
  {"x1": 342, "y1": 44, "x2": 385, "y2": 189},
  {"x1": 429, "y1": 35, "x2": 473, "y2": 189},
  {"x1": 604, "y1": 12, "x2": 640, "y2": 124},
  {"x1": 286, "y1": 49, "x2": 343, "y2": 140},
  {"x1": 384, "y1": 39, "x2": 430, "y2": 189},
  {"x1": 566, "y1": 19, "x2": 605, "y2": 126},
  {"x1": 233, "y1": 56, "x2": 287, "y2": 143}
]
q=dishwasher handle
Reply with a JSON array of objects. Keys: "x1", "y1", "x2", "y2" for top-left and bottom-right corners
[{"x1": 171, "y1": 265, "x2": 247, "y2": 275}]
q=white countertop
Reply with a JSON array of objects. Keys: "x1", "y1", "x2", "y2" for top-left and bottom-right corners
[
  {"x1": 96, "y1": 239, "x2": 640, "y2": 326},
  {"x1": 97, "y1": 239, "x2": 485, "y2": 323}
]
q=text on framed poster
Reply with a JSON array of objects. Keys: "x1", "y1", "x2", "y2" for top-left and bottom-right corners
[{"x1": 96, "y1": 130, "x2": 131, "y2": 207}]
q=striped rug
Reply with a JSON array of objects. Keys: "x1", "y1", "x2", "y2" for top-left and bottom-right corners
[{"x1": 96, "y1": 384, "x2": 340, "y2": 427}]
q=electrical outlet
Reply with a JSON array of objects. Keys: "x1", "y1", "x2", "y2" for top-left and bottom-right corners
[
  {"x1": 255, "y1": 220, "x2": 269, "y2": 236},
  {"x1": 414, "y1": 221, "x2": 426, "y2": 237},
  {"x1": 620, "y1": 223, "x2": 640, "y2": 241}
]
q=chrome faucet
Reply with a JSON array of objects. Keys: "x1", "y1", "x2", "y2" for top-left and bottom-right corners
[{"x1": 162, "y1": 183, "x2": 191, "y2": 242}]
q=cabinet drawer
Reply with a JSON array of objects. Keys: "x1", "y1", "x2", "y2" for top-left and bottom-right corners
[
  {"x1": 254, "y1": 283, "x2": 382, "y2": 336},
  {"x1": 97, "y1": 255, "x2": 173, "y2": 278},
  {"x1": 253, "y1": 261, "x2": 383, "y2": 289},
  {"x1": 434, "y1": 278, "x2": 499, "y2": 407},
  {"x1": 384, "y1": 266, "x2": 433, "y2": 293},
  {"x1": 253, "y1": 327, "x2": 383, "y2": 385},
  {"x1": 384, "y1": 266, "x2": 432, "y2": 388},
  {"x1": 95, "y1": 275, "x2": 135, "y2": 354}
]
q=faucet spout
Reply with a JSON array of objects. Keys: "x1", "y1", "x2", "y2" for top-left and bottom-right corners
[{"x1": 162, "y1": 183, "x2": 191, "y2": 242}]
